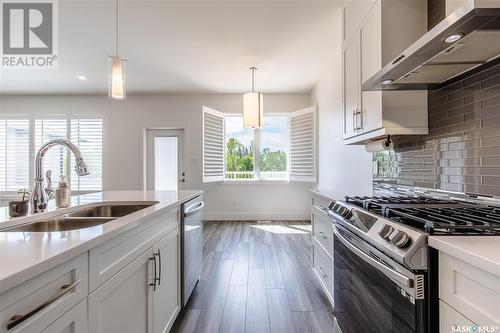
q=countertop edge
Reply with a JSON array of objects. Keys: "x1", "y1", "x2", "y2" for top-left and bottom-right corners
[
  {"x1": 0, "y1": 190, "x2": 202, "y2": 294},
  {"x1": 310, "y1": 189, "x2": 341, "y2": 202},
  {"x1": 429, "y1": 236, "x2": 500, "y2": 278}
]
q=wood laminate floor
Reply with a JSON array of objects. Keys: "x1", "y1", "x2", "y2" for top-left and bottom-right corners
[{"x1": 171, "y1": 221, "x2": 335, "y2": 333}]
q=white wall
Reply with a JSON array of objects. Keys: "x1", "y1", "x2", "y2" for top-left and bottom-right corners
[
  {"x1": 0, "y1": 93, "x2": 312, "y2": 220},
  {"x1": 310, "y1": 8, "x2": 373, "y2": 199}
]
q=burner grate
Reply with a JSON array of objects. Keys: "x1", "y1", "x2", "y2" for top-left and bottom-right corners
[{"x1": 386, "y1": 206, "x2": 500, "y2": 235}]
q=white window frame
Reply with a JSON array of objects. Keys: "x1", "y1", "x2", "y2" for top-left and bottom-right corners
[
  {"x1": 0, "y1": 114, "x2": 105, "y2": 198},
  {"x1": 223, "y1": 113, "x2": 290, "y2": 183}
]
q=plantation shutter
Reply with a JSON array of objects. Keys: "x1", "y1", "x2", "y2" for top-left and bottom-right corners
[
  {"x1": 202, "y1": 106, "x2": 225, "y2": 182},
  {"x1": 0, "y1": 119, "x2": 30, "y2": 191},
  {"x1": 34, "y1": 119, "x2": 68, "y2": 185},
  {"x1": 71, "y1": 118, "x2": 103, "y2": 190},
  {"x1": 289, "y1": 106, "x2": 317, "y2": 182}
]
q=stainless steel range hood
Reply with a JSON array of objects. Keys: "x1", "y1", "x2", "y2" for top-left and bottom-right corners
[{"x1": 363, "y1": 0, "x2": 500, "y2": 91}]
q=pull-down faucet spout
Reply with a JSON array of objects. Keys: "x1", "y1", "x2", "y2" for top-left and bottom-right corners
[{"x1": 31, "y1": 139, "x2": 90, "y2": 213}]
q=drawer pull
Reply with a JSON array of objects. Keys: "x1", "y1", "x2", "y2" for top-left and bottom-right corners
[
  {"x1": 318, "y1": 266, "x2": 328, "y2": 279},
  {"x1": 318, "y1": 231, "x2": 328, "y2": 240},
  {"x1": 7, "y1": 280, "x2": 81, "y2": 330}
]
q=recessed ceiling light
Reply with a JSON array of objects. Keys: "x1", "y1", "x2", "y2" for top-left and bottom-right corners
[
  {"x1": 444, "y1": 33, "x2": 463, "y2": 43},
  {"x1": 382, "y1": 79, "x2": 394, "y2": 85},
  {"x1": 77, "y1": 75, "x2": 87, "y2": 81}
]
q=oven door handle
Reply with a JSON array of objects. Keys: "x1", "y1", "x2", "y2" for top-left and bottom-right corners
[{"x1": 333, "y1": 226, "x2": 413, "y2": 288}]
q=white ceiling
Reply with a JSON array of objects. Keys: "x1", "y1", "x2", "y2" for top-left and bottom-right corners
[{"x1": 0, "y1": 0, "x2": 342, "y2": 95}]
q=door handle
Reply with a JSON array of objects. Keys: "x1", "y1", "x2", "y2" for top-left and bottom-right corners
[
  {"x1": 178, "y1": 178, "x2": 186, "y2": 183},
  {"x1": 155, "y1": 249, "x2": 161, "y2": 285},
  {"x1": 352, "y1": 110, "x2": 357, "y2": 132},
  {"x1": 184, "y1": 201, "x2": 204, "y2": 217},
  {"x1": 149, "y1": 256, "x2": 157, "y2": 291},
  {"x1": 7, "y1": 280, "x2": 81, "y2": 330}
]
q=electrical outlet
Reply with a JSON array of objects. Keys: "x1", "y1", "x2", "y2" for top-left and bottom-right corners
[{"x1": 232, "y1": 200, "x2": 238, "y2": 208}]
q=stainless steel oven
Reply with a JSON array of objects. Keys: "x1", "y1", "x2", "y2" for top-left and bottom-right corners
[{"x1": 333, "y1": 223, "x2": 427, "y2": 333}]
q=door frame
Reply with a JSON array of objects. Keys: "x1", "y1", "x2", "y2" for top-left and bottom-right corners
[{"x1": 142, "y1": 127, "x2": 187, "y2": 191}]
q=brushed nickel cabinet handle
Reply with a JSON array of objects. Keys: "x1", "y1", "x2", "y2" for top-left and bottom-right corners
[
  {"x1": 149, "y1": 256, "x2": 157, "y2": 291},
  {"x1": 7, "y1": 280, "x2": 81, "y2": 330},
  {"x1": 155, "y1": 249, "x2": 161, "y2": 286}
]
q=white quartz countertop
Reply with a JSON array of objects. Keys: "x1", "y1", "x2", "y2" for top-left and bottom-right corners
[
  {"x1": 429, "y1": 236, "x2": 500, "y2": 277},
  {"x1": 310, "y1": 189, "x2": 346, "y2": 202},
  {"x1": 0, "y1": 190, "x2": 202, "y2": 293}
]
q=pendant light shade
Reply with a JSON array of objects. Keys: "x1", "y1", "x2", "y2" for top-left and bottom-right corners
[
  {"x1": 109, "y1": 0, "x2": 126, "y2": 100},
  {"x1": 243, "y1": 67, "x2": 263, "y2": 129},
  {"x1": 109, "y1": 56, "x2": 126, "y2": 100}
]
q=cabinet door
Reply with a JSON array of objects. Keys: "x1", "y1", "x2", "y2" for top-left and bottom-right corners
[
  {"x1": 152, "y1": 227, "x2": 181, "y2": 333},
  {"x1": 88, "y1": 248, "x2": 154, "y2": 333},
  {"x1": 360, "y1": 1, "x2": 383, "y2": 134},
  {"x1": 343, "y1": 32, "x2": 361, "y2": 139},
  {"x1": 439, "y1": 300, "x2": 476, "y2": 332},
  {"x1": 41, "y1": 299, "x2": 88, "y2": 333}
]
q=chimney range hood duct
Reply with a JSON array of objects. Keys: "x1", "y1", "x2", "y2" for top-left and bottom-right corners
[{"x1": 363, "y1": 0, "x2": 500, "y2": 91}]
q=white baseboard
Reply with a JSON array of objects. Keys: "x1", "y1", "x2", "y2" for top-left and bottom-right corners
[{"x1": 203, "y1": 212, "x2": 310, "y2": 221}]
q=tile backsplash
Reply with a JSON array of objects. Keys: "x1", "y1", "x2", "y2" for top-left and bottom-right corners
[{"x1": 374, "y1": 62, "x2": 500, "y2": 198}]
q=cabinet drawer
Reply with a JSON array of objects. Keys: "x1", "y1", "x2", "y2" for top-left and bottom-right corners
[
  {"x1": 312, "y1": 196, "x2": 330, "y2": 211},
  {"x1": 439, "y1": 252, "x2": 500, "y2": 327},
  {"x1": 41, "y1": 298, "x2": 88, "y2": 333},
  {"x1": 312, "y1": 205, "x2": 333, "y2": 259},
  {"x1": 312, "y1": 239, "x2": 334, "y2": 305},
  {"x1": 0, "y1": 254, "x2": 88, "y2": 333},
  {"x1": 439, "y1": 300, "x2": 475, "y2": 333},
  {"x1": 89, "y1": 207, "x2": 178, "y2": 291}
]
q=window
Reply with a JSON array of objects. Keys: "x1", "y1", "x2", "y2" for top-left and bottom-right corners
[
  {"x1": 202, "y1": 105, "x2": 317, "y2": 183},
  {"x1": 0, "y1": 120, "x2": 30, "y2": 191},
  {"x1": 0, "y1": 116, "x2": 103, "y2": 194},
  {"x1": 225, "y1": 116, "x2": 255, "y2": 180},
  {"x1": 259, "y1": 115, "x2": 289, "y2": 180}
]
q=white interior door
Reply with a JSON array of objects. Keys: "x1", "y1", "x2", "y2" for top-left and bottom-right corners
[{"x1": 146, "y1": 129, "x2": 185, "y2": 191}]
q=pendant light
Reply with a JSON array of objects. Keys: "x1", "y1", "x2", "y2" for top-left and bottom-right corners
[
  {"x1": 109, "y1": 0, "x2": 126, "y2": 100},
  {"x1": 243, "y1": 67, "x2": 263, "y2": 129}
]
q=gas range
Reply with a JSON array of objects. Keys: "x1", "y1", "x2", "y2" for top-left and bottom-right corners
[{"x1": 327, "y1": 195, "x2": 500, "y2": 271}]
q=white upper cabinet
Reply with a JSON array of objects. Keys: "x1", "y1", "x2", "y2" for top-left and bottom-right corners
[
  {"x1": 343, "y1": 0, "x2": 376, "y2": 42},
  {"x1": 343, "y1": 0, "x2": 429, "y2": 144},
  {"x1": 343, "y1": 33, "x2": 361, "y2": 140}
]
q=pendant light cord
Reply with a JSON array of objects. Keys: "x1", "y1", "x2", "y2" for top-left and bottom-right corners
[{"x1": 115, "y1": 0, "x2": 119, "y2": 56}]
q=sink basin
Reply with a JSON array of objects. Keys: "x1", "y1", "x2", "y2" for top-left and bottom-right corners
[
  {"x1": 65, "y1": 203, "x2": 157, "y2": 218},
  {"x1": 4, "y1": 217, "x2": 115, "y2": 232},
  {"x1": 1, "y1": 202, "x2": 158, "y2": 232}
]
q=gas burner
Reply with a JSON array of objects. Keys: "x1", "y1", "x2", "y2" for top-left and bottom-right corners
[
  {"x1": 344, "y1": 195, "x2": 500, "y2": 235},
  {"x1": 386, "y1": 206, "x2": 500, "y2": 235}
]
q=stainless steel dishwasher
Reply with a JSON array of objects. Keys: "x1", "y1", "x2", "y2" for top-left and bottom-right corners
[{"x1": 181, "y1": 195, "x2": 204, "y2": 307}]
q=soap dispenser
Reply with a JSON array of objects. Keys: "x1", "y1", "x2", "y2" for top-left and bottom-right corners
[{"x1": 55, "y1": 176, "x2": 71, "y2": 208}]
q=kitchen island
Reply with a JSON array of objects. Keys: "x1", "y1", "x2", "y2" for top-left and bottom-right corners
[{"x1": 0, "y1": 190, "x2": 202, "y2": 333}]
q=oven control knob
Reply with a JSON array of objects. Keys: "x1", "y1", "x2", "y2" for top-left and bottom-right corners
[
  {"x1": 377, "y1": 224, "x2": 394, "y2": 239},
  {"x1": 389, "y1": 230, "x2": 411, "y2": 248}
]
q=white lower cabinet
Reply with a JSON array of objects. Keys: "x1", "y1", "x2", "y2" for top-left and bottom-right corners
[
  {"x1": 88, "y1": 227, "x2": 181, "y2": 333},
  {"x1": 439, "y1": 300, "x2": 475, "y2": 333},
  {"x1": 311, "y1": 194, "x2": 334, "y2": 307},
  {"x1": 41, "y1": 299, "x2": 88, "y2": 333},
  {"x1": 152, "y1": 228, "x2": 181, "y2": 333},
  {"x1": 88, "y1": 247, "x2": 154, "y2": 333}
]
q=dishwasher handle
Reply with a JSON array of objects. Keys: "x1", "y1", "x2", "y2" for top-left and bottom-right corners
[{"x1": 184, "y1": 201, "x2": 204, "y2": 217}]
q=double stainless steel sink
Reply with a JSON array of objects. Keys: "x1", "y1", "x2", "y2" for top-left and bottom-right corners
[{"x1": 3, "y1": 203, "x2": 158, "y2": 232}]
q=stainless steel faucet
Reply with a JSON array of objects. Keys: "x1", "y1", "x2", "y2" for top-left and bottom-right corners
[{"x1": 31, "y1": 139, "x2": 90, "y2": 213}]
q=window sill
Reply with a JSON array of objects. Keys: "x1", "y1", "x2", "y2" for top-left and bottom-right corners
[{"x1": 222, "y1": 179, "x2": 290, "y2": 186}]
